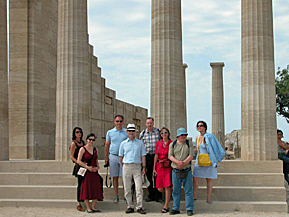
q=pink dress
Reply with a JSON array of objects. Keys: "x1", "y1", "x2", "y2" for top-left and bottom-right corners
[{"x1": 155, "y1": 139, "x2": 172, "y2": 188}]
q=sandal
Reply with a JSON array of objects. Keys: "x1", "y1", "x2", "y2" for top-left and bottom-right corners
[
  {"x1": 161, "y1": 208, "x2": 170, "y2": 213},
  {"x1": 77, "y1": 205, "x2": 85, "y2": 212},
  {"x1": 92, "y1": 209, "x2": 101, "y2": 212}
]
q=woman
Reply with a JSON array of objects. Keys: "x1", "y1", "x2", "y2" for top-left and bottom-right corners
[
  {"x1": 70, "y1": 127, "x2": 85, "y2": 212},
  {"x1": 77, "y1": 133, "x2": 103, "y2": 213},
  {"x1": 193, "y1": 121, "x2": 225, "y2": 204},
  {"x1": 153, "y1": 127, "x2": 173, "y2": 213},
  {"x1": 277, "y1": 129, "x2": 289, "y2": 184}
]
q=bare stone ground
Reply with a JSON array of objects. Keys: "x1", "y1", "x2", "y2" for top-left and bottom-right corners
[{"x1": 0, "y1": 207, "x2": 288, "y2": 217}]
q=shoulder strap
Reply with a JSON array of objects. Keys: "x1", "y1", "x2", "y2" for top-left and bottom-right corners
[
  {"x1": 172, "y1": 140, "x2": 177, "y2": 148},
  {"x1": 173, "y1": 140, "x2": 189, "y2": 148},
  {"x1": 86, "y1": 147, "x2": 96, "y2": 166}
]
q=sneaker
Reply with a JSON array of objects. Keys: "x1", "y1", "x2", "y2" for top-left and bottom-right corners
[
  {"x1": 187, "y1": 210, "x2": 194, "y2": 216},
  {"x1": 137, "y1": 208, "x2": 146, "y2": 214},
  {"x1": 113, "y1": 196, "x2": 119, "y2": 203},
  {"x1": 125, "y1": 208, "x2": 134, "y2": 214},
  {"x1": 170, "y1": 209, "x2": 180, "y2": 215}
]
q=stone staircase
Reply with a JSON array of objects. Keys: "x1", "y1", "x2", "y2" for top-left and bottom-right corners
[{"x1": 0, "y1": 160, "x2": 287, "y2": 213}]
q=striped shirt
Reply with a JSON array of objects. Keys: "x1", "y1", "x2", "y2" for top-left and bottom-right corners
[{"x1": 139, "y1": 127, "x2": 160, "y2": 154}]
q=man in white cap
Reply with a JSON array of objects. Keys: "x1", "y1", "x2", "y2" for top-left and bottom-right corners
[
  {"x1": 168, "y1": 128, "x2": 194, "y2": 216},
  {"x1": 119, "y1": 124, "x2": 147, "y2": 214}
]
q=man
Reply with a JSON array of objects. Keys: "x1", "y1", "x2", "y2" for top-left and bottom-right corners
[
  {"x1": 168, "y1": 128, "x2": 194, "y2": 216},
  {"x1": 105, "y1": 115, "x2": 128, "y2": 202},
  {"x1": 139, "y1": 117, "x2": 162, "y2": 202},
  {"x1": 119, "y1": 124, "x2": 147, "y2": 214}
]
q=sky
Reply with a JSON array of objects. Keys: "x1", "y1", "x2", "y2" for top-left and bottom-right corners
[{"x1": 87, "y1": 0, "x2": 289, "y2": 141}]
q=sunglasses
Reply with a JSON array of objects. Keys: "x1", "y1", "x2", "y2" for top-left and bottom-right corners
[
  {"x1": 75, "y1": 131, "x2": 82, "y2": 134},
  {"x1": 88, "y1": 138, "x2": 95, "y2": 141},
  {"x1": 127, "y1": 130, "x2": 135, "y2": 132},
  {"x1": 160, "y1": 131, "x2": 168, "y2": 135},
  {"x1": 197, "y1": 125, "x2": 204, "y2": 128},
  {"x1": 180, "y1": 134, "x2": 187, "y2": 136},
  {"x1": 115, "y1": 120, "x2": 123, "y2": 123}
]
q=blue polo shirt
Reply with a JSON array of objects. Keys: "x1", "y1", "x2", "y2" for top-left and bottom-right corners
[
  {"x1": 106, "y1": 127, "x2": 128, "y2": 156},
  {"x1": 119, "y1": 138, "x2": 146, "y2": 164}
]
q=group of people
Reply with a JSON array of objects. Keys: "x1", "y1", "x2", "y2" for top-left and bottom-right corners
[{"x1": 70, "y1": 116, "x2": 226, "y2": 215}]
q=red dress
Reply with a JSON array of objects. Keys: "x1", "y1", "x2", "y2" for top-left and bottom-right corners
[
  {"x1": 155, "y1": 139, "x2": 172, "y2": 188},
  {"x1": 80, "y1": 147, "x2": 104, "y2": 200}
]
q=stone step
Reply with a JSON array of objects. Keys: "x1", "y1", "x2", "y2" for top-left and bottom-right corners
[
  {"x1": 0, "y1": 172, "x2": 284, "y2": 187},
  {"x1": 0, "y1": 185, "x2": 285, "y2": 201},
  {"x1": 0, "y1": 160, "x2": 284, "y2": 173},
  {"x1": 0, "y1": 199, "x2": 287, "y2": 213}
]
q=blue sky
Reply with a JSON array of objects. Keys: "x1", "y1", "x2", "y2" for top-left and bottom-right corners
[{"x1": 87, "y1": 0, "x2": 289, "y2": 140}]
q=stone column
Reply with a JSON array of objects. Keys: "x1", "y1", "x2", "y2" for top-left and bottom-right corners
[
  {"x1": 56, "y1": 0, "x2": 90, "y2": 160},
  {"x1": 151, "y1": 0, "x2": 187, "y2": 138},
  {"x1": 210, "y1": 62, "x2": 225, "y2": 147},
  {"x1": 0, "y1": 0, "x2": 8, "y2": 160},
  {"x1": 241, "y1": 0, "x2": 276, "y2": 160}
]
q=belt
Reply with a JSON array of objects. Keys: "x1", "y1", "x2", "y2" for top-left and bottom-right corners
[
  {"x1": 110, "y1": 153, "x2": 118, "y2": 156},
  {"x1": 146, "y1": 153, "x2": 155, "y2": 156}
]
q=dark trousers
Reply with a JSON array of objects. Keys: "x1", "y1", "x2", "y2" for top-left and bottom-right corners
[
  {"x1": 146, "y1": 154, "x2": 162, "y2": 200},
  {"x1": 279, "y1": 154, "x2": 289, "y2": 184},
  {"x1": 77, "y1": 175, "x2": 84, "y2": 202}
]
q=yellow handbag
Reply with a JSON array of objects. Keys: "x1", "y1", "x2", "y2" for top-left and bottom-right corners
[{"x1": 197, "y1": 136, "x2": 212, "y2": 167}]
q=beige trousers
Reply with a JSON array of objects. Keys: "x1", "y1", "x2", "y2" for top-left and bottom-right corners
[{"x1": 123, "y1": 163, "x2": 143, "y2": 209}]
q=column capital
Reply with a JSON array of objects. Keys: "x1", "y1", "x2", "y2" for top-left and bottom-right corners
[{"x1": 210, "y1": 62, "x2": 225, "y2": 68}]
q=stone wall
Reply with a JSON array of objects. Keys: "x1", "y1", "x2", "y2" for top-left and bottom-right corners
[{"x1": 89, "y1": 46, "x2": 148, "y2": 158}]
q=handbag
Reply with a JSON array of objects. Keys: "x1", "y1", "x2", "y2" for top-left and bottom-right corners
[
  {"x1": 157, "y1": 141, "x2": 171, "y2": 168},
  {"x1": 173, "y1": 168, "x2": 190, "y2": 179},
  {"x1": 197, "y1": 136, "x2": 212, "y2": 167},
  {"x1": 158, "y1": 159, "x2": 171, "y2": 168}
]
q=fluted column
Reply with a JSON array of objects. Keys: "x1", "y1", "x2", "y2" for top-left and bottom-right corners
[
  {"x1": 56, "y1": 0, "x2": 90, "y2": 160},
  {"x1": 0, "y1": 0, "x2": 8, "y2": 160},
  {"x1": 151, "y1": 0, "x2": 187, "y2": 138},
  {"x1": 211, "y1": 62, "x2": 225, "y2": 147},
  {"x1": 241, "y1": 0, "x2": 276, "y2": 160}
]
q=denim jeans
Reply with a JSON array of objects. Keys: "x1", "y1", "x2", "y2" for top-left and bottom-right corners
[{"x1": 172, "y1": 168, "x2": 194, "y2": 211}]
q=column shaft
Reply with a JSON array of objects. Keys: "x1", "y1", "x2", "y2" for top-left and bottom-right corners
[
  {"x1": 241, "y1": 0, "x2": 276, "y2": 160},
  {"x1": 56, "y1": 0, "x2": 90, "y2": 160},
  {"x1": 151, "y1": 0, "x2": 187, "y2": 137},
  {"x1": 0, "y1": 0, "x2": 8, "y2": 160},
  {"x1": 211, "y1": 62, "x2": 225, "y2": 147}
]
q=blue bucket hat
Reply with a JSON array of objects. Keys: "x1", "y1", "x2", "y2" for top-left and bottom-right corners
[{"x1": 176, "y1": 128, "x2": 188, "y2": 138}]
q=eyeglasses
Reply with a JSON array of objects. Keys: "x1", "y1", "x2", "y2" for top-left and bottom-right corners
[
  {"x1": 127, "y1": 130, "x2": 135, "y2": 132},
  {"x1": 197, "y1": 125, "x2": 204, "y2": 128},
  {"x1": 88, "y1": 138, "x2": 95, "y2": 141},
  {"x1": 160, "y1": 131, "x2": 168, "y2": 135},
  {"x1": 115, "y1": 120, "x2": 123, "y2": 123},
  {"x1": 75, "y1": 131, "x2": 82, "y2": 134}
]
